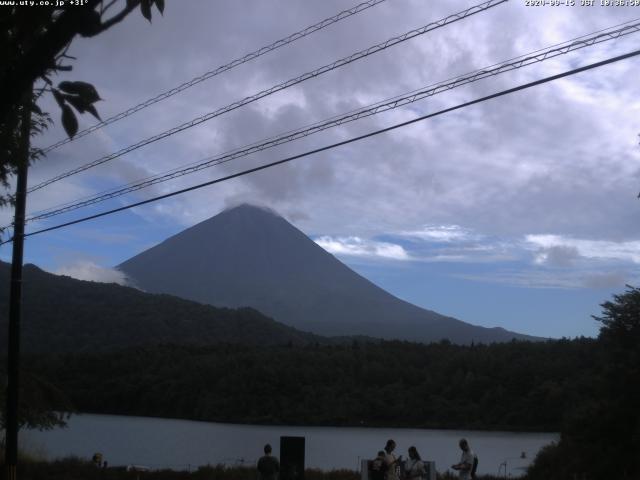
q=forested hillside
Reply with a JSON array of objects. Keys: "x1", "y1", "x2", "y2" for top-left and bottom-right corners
[
  {"x1": 0, "y1": 262, "x2": 322, "y2": 352},
  {"x1": 25, "y1": 338, "x2": 597, "y2": 431}
]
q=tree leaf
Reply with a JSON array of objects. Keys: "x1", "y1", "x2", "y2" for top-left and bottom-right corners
[
  {"x1": 62, "y1": 92, "x2": 101, "y2": 120},
  {"x1": 77, "y1": 9, "x2": 102, "y2": 37},
  {"x1": 58, "y1": 81, "x2": 101, "y2": 104},
  {"x1": 155, "y1": 0, "x2": 165, "y2": 15},
  {"x1": 63, "y1": 94, "x2": 87, "y2": 114},
  {"x1": 61, "y1": 104, "x2": 78, "y2": 139},
  {"x1": 85, "y1": 104, "x2": 101, "y2": 121},
  {"x1": 141, "y1": 0, "x2": 152, "y2": 22},
  {"x1": 57, "y1": 81, "x2": 75, "y2": 93}
]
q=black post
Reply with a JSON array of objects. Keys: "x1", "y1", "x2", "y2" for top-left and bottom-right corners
[
  {"x1": 4, "y1": 92, "x2": 31, "y2": 480},
  {"x1": 280, "y1": 436, "x2": 305, "y2": 480}
]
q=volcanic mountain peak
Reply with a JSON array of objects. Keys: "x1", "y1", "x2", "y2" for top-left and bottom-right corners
[
  {"x1": 119, "y1": 205, "x2": 538, "y2": 344},
  {"x1": 223, "y1": 202, "x2": 279, "y2": 216}
]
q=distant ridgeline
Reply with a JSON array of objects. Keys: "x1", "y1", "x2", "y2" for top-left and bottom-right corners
[
  {"x1": 0, "y1": 261, "x2": 326, "y2": 353},
  {"x1": 25, "y1": 339, "x2": 598, "y2": 432},
  {"x1": 0, "y1": 250, "x2": 530, "y2": 353}
]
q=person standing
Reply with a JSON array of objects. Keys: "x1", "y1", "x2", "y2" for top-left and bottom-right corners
[
  {"x1": 257, "y1": 444, "x2": 280, "y2": 480},
  {"x1": 451, "y1": 438, "x2": 475, "y2": 480},
  {"x1": 404, "y1": 446, "x2": 425, "y2": 480},
  {"x1": 370, "y1": 450, "x2": 388, "y2": 480},
  {"x1": 383, "y1": 439, "x2": 401, "y2": 480}
]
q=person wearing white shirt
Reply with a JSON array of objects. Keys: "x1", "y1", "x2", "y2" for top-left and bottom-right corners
[
  {"x1": 383, "y1": 439, "x2": 400, "y2": 480},
  {"x1": 404, "y1": 446, "x2": 425, "y2": 480},
  {"x1": 451, "y1": 438, "x2": 475, "y2": 480}
]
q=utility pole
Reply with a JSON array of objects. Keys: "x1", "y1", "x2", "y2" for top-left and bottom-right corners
[{"x1": 4, "y1": 88, "x2": 32, "y2": 480}]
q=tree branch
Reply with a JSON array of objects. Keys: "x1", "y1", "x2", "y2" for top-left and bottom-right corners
[
  {"x1": 91, "y1": 0, "x2": 140, "y2": 35},
  {"x1": 101, "y1": 0, "x2": 119, "y2": 16}
]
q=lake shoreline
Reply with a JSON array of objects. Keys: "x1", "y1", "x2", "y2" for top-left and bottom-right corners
[
  {"x1": 24, "y1": 413, "x2": 557, "y2": 477},
  {"x1": 68, "y1": 410, "x2": 559, "y2": 434}
]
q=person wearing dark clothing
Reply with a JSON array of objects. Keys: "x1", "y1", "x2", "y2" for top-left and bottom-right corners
[
  {"x1": 257, "y1": 444, "x2": 280, "y2": 480},
  {"x1": 371, "y1": 450, "x2": 388, "y2": 480}
]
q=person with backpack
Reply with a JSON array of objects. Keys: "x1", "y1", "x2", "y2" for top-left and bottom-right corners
[
  {"x1": 451, "y1": 438, "x2": 477, "y2": 480},
  {"x1": 370, "y1": 450, "x2": 388, "y2": 480}
]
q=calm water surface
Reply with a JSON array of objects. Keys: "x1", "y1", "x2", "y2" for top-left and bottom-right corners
[{"x1": 23, "y1": 414, "x2": 557, "y2": 477}]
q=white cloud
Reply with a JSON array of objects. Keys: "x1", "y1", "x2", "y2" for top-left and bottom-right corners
[
  {"x1": 455, "y1": 269, "x2": 635, "y2": 290},
  {"x1": 55, "y1": 261, "x2": 130, "y2": 286},
  {"x1": 421, "y1": 250, "x2": 518, "y2": 263},
  {"x1": 399, "y1": 224, "x2": 478, "y2": 242},
  {"x1": 316, "y1": 225, "x2": 640, "y2": 273},
  {"x1": 525, "y1": 234, "x2": 640, "y2": 264},
  {"x1": 315, "y1": 235, "x2": 410, "y2": 260}
]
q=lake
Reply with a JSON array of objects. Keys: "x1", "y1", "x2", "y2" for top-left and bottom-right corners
[{"x1": 22, "y1": 414, "x2": 557, "y2": 477}]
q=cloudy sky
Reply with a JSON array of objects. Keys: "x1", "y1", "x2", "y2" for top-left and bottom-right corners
[{"x1": 2, "y1": 0, "x2": 639, "y2": 338}]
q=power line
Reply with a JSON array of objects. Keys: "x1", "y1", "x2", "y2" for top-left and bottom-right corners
[
  {"x1": 5, "y1": 47, "x2": 638, "y2": 245},
  {"x1": 38, "y1": 0, "x2": 389, "y2": 154},
  {"x1": 23, "y1": 19, "x2": 640, "y2": 223},
  {"x1": 26, "y1": 16, "x2": 640, "y2": 219},
  {"x1": 27, "y1": 0, "x2": 507, "y2": 194}
]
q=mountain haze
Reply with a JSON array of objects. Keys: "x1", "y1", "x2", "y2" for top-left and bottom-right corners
[{"x1": 119, "y1": 204, "x2": 537, "y2": 344}]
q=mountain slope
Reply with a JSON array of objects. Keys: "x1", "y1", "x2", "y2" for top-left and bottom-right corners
[
  {"x1": 119, "y1": 204, "x2": 537, "y2": 344},
  {"x1": 0, "y1": 261, "x2": 322, "y2": 353}
]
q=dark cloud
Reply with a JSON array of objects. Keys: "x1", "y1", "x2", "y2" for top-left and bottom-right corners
[
  {"x1": 10, "y1": 0, "x2": 639, "y2": 270},
  {"x1": 582, "y1": 271, "x2": 630, "y2": 289}
]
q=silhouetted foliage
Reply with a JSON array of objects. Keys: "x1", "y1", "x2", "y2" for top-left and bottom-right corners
[
  {"x1": 0, "y1": 0, "x2": 164, "y2": 206},
  {"x1": 0, "y1": 366, "x2": 71, "y2": 431},
  {"x1": 526, "y1": 286, "x2": 640, "y2": 479}
]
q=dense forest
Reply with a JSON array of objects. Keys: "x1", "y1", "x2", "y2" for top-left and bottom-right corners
[{"x1": 24, "y1": 338, "x2": 597, "y2": 432}]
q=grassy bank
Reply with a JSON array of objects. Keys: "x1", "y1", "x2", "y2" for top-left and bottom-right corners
[{"x1": 16, "y1": 457, "x2": 509, "y2": 480}]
